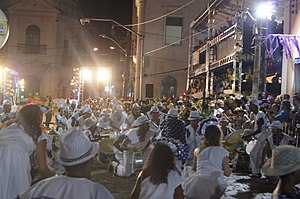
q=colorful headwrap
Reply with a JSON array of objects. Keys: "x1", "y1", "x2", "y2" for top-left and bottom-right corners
[
  {"x1": 151, "y1": 137, "x2": 189, "y2": 162},
  {"x1": 197, "y1": 117, "x2": 219, "y2": 136}
]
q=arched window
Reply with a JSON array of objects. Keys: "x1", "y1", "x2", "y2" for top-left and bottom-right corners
[
  {"x1": 161, "y1": 75, "x2": 177, "y2": 97},
  {"x1": 25, "y1": 25, "x2": 40, "y2": 54}
]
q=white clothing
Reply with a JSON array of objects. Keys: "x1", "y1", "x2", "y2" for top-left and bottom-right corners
[
  {"x1": 20, "y1": 176, "x2": 114, "y2": 199},
  {"x1": 183, "y1": 146, "x2": 229, "y2": 199},
  {"x1": 266, "y1": 133, "x2": 292, "y2": 150},
  {"x1": 185, "y1": 125, "x2": 202, "y2": 162},
  {"x1": 138, "y1": 170, "x2": 182, "y2": 199},
  {"x1": 249, "y1": 111, "x2": 270, "y2": 174},
  {"x1": 125, "y1": 113, "x2": 143, "y2": 128},
  {"x1": 113, "y1": 128, "x2": 154, "y2": 177},
  {"x1": 0, "y1": 123, "x2": 35, "y2": 199},
  {"x1": 109, "y1": 111, "x2": 127, "y2": 135}
]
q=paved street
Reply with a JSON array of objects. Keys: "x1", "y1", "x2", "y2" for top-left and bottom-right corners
[{"x1": 91, "y1": 163, "x2": 275, "y2": 199}]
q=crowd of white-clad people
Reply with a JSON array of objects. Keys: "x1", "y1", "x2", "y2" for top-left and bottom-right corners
[{"x1": 1, "y1": 91, "x2": 300, "y2": 198}]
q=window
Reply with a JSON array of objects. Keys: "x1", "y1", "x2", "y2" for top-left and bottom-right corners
[
  {"x1": 25, "y1": 25, "x2": 40, "y2": 54},
  {"x1": 146, "y1": 84, "x2": 154, "y2": 98},
  {"x1": 165, "y1": 17, "x2": 182, "y2": 45}
]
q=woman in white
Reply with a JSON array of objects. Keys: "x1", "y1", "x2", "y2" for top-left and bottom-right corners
[
  {"x1": 0, "y1": 104, "x2": 53, "y2": 199},
  {"x1": 183, "y1": 124, "x2": 231, "y2": 199},
  {"x1": 131, "y1": 142, "x2": 184, "y2": 199}
]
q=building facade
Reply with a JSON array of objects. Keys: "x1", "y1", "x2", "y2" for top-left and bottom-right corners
[
  {"x1": 133, "y1": 0, "x2": 210, "y2": 99},
  {"x1": 0, "y1": 0, "x2": 91, "y2": 99}
]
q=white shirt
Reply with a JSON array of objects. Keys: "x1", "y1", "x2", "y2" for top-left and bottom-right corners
[
  {"x1": 138, "y1": 170, "x2": 182, "y2": 199},
  {"x1": 20, "y1": 176, "x2": 114, "y2": 199}
]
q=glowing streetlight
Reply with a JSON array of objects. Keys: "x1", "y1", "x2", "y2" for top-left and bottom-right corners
[{"x1": 255, "y1": 2, "x2": 275, "y2": 19}]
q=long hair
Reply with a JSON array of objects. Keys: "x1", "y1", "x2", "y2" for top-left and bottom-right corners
[
  {"x1": 15, "y1": 103, "x2": 43, "y2": 142},
  {"x1": 142, "y1": 143, "x2": 176, "y2": 185},
  {"x1": 200, "y1": 124, "x2": 221, "y2": 152}
]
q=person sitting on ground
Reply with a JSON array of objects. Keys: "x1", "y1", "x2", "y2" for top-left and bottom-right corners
[
  {"x1": 20, "y1": 127, "x2": 114, "y2": 199},
  {"x1": 112, "y1": 115, "x2": 154, "y2": 177},
  {"x1": 182, "y1": 124, "x2": 231, "y2": 199},
  {"x1": 260, "y1": 121, "x2": 294, "y2": 169},
  {"x1": 131, "y1": 142, "x2": 184, "y2": 199},
  {"x1": 262, "y1": 145, "x2": 300, "y2": 199}
]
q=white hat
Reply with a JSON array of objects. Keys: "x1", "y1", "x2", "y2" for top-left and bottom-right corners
[
  {"x1": 115, "y1": 104, "x2": 124, "y2": 111},
  {"x1": 101, "y1": 109, "x2": 111, "y2": 116},
  {"x1": 132, "y1": 103, "x2": 140, "y2": 109},
  {"x1": 188, "y1": 111, "x2": 201, "y2": 120},
  {"x1": 250, "y1": 98, "x2": 260, "y2": 107},
  {"x1": 262, "y1": 145, "x2": 300, "y2": 176},
  {"x1": 157, "y1": 102, "x2": 163, "y2": 108},
  {"x1": 83, "y1": 107, "x2": 92, "y2": 114},
  {"x1": 178, "y1": 100, "x2": 183, "y2": 104},
  {"x1": 58, "y1": 127, "x2": 99, "y2": 166},
  {"x1": 82, "y1": 117, "x2": 97, "y2": 130},
  {"x1": 150, "y1": 106, "x2": 159, "y2": 113},
  {"x1": 71, "y1": 112, "x2": 80, "y2": 120},
  {"x1": 269, "y1": 121, "x2": 283, "y2": 130},
  {"x1": 2, "y1": 99, "x2": 12, "y2": 106},
  {"x1": 132, "y1": 115, "x2": 150, "y2": 127},
  {"x1": 167, "y1": 108, "x2": 178, "y2": 118}
]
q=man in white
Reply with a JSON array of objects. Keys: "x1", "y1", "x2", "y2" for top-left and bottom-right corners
[
  {"x1": 20, "y1": 127, "x2": 114, "y2": 199},
  {"x1": 185, "y1": 111, "x2": 202, "y2": 165},
  {"x1": 109, "y1": 104, "x2": 127, "y2": 136},
  {"x1": 0, "y1": 99, "x2": 12, "y2": 124},
  {"x1": 112, "y1": 115, "x2": 154, "y2": 177},
  {"x1": 248, "y1": 98, "x2": 270, "y2": 178}
]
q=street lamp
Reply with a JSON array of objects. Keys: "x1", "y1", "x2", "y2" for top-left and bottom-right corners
[
  {"x1": 251, "y1": 3, "x2": 274, "y2": 98},
  {"x1": 80, "y1": 18, "x2": 144, "y2": 100}
]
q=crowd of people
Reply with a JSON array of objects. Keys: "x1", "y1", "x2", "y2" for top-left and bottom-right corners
[{"x1": 1, "y1": 90, "x2": 300, "y2": 198}]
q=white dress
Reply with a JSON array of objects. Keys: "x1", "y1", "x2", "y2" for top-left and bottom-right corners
[
  {"x1": 138, "y1": 170, "x2": 182, "y2": 199},
  {"x1": 20, "y1": 176, "x2": 114, "y2": 199},
  {"x1": 0, "y1": 123, "x2": 35, "y2": 199},
  {"x1": 183, "y1": 146, "x2": 229, "y2": 199}
]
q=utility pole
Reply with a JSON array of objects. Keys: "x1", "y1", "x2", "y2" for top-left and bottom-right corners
[{"x1": 134, "y1": 0, "x2": 145, "y2": 101}]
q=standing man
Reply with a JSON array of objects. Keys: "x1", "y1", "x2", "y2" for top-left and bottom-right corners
[
  {"x1": 44, "y1": 96, "x2": 54, "y2": 128},
  {"x1": 185, "y1": 111, "x2": 202, "y2": 165},
  {"x1": 0, "y1": 100, "x2": 12, "y2": 125},
  {"x1": 248, "y1": 98, "x2": 270, "y2": 178}
]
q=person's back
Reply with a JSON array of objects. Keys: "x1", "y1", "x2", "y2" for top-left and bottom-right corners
[{"x1": 20, "y1": 176, "x2": 113, "y2": 199}]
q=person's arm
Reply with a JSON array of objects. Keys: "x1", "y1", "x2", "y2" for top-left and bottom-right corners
[
  {"x1": 131, "y1": 173, "x2": 143, "y2": 199},
  {"x1": 36, "y1": 140, "x2": 55, "y2": 178},
  {"x1": 259, "y1": 141, "x2": 270, "y2": 168},
  {"x1": 109, "y1": 118, "x2": 121, "y2": 131},
  {"x1": 113, "y1": 135, "x2": 127, "y2": 152},
  {"x1": 192, "y1": 147, "x2": 200, "y2": 171},
  {"x1": 174, "y1": 185, "x2": 185, "y2": 199},
  {"x1": 222, "y1": 156, "x2": 231, "y2": 177}
]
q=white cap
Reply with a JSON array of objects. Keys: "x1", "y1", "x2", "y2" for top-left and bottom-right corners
[
  {"x1": 82, "y1": 117, "x2": 97, "y2": 130},
  {"x1": 150, "y1": 106, "x2": 159, "y2": 113}
]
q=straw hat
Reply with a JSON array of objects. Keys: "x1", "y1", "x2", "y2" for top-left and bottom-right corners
[
  {"x1": 269, "y1": 121, "x2": 283, "y2": 130},
  {"x1": 82, "y1": 117, "x2": 97, "y2": 130},
  {"x1": 167, "y1": 108, "x2": 179, "y2": 118},
  {"x1": 150, "y1": 106, "x2": 159, "y2": 113},
  {"x1": 188, "y1": 111, "x2": 201, "y2": 121},
  {"x1": 132, "y1": 115, "x2": 150, "y2": 127},
  {"x1": 58, "y1": 127, "x2": 99, "y2": 166},
  {"x1": 262, "y1": 145, "x2": 300, "y2": 176}
]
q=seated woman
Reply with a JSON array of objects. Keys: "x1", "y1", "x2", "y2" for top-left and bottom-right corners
[
  {"x1": 262, "y1": 145, "x2": 300, "y2": 199},
  {"x1": 182, "y1": 124, "x2": 231, "y2": 199},
  {"x1": 131, "y1": 142, "x2": 184, "y2": 199}
]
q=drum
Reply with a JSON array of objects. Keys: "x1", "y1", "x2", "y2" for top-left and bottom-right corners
[
  {"x1": 131, "y1": 152, "x2": 143, "y2": 172},
  {"x1": 97, "y1": 138, "x2": 115, "y2": 168},
  {"x1": 246, "y1": 139, "x2": 257, "y2": 155},
  {"x1": 224, "y1": 129, "x2": 244, "y2": 153}
]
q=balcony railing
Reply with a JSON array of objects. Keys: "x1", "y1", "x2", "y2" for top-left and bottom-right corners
[{"x1": 17, "y1": 43, "x2": 47, "y2": 54}]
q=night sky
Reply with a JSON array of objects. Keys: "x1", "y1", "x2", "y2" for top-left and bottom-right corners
[{"x1": 78, "y1": 0, "x2": 133, "y2": 25}]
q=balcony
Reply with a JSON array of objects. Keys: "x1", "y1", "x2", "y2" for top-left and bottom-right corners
[{"x1": 17, "y1": 43, "x2": 47, "y2": 54}]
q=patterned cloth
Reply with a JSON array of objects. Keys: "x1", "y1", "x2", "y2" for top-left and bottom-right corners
[{"x1": 160, "y1": 118, "x2": 187, "y2": 145}]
